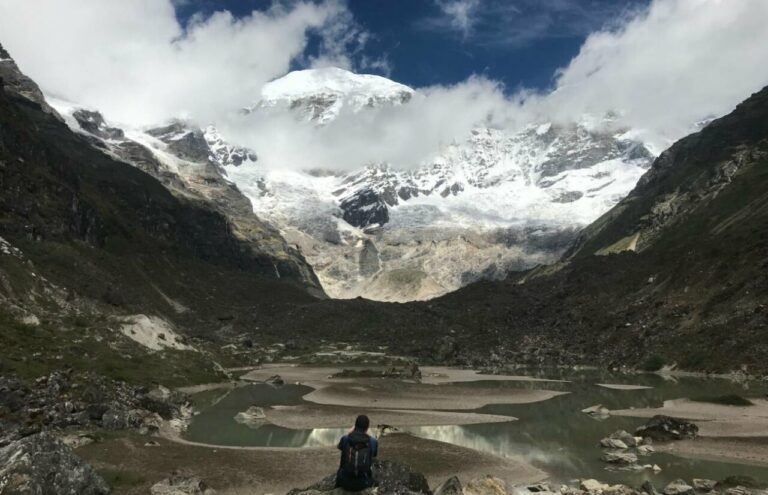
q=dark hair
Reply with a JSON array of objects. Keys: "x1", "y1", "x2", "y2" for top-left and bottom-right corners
[{"x1": 354, "y1": 414, "x2": 370, "y2": 432}]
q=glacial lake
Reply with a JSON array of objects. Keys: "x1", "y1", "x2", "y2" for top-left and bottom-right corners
[{"x1": 184, "y1": 369, "x2": 768, "y2": 485}]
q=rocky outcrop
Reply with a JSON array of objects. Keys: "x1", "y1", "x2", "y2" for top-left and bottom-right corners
[
  {"x1": 287, "y1": 460, "x2": 431, "y2": 495},
  {"x1": 635, "y1": 416, "x2": 698, "y2": 442},
  {"x1": 0, "y1": 432, "x2": 110, "y2": 494},
  {"x1": 0, "y1": 43, "x2": 59, "y2": 117},
  {"x1": 150, "y1": 474, "x2": 217, "y2": 495},
  {"x1": 340, "y1": 188, "x2": 390, "y2": 229},
  {"x1": 0, "y1": 371, "x2": 189, "y2": 447}
]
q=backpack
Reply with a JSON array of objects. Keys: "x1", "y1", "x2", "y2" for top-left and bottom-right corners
[{"x1": 341, "y1": 432, "x2": 372, "y2": 478}]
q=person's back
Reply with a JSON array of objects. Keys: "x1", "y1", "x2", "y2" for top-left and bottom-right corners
[{"x1": 336, "y1": 415, "x2": 378, "y2": 491}]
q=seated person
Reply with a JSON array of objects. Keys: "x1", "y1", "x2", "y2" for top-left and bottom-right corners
[{"x1": 336, "y1": 415, "x2": 378, "y2": 491}]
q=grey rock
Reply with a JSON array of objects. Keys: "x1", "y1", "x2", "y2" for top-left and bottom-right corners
[
  {"x1": 692, "y1": 480, "x2": 717, "y2": 492},
  {"x1": 464, "y1": 476, "x2": 507, "y2": 495},
  {"x1": 434, "y1": 476, "x2": 463, "y2": 495},
  {"x1": 663, "y1": 480, "x2": 694, "y2": 495},
  {"x1": 340, "y1": 187, "x2": 390, "y2": 228},
  {"x1": 72, "y1": 109, "x2": 125, "y2": 140},
  {"x1": 636, "y1": 416, "x2": 698, "y2": 441},
  {"x1": 150, "y1": 474, "x2": 216, "y2": 495},
  {"x1": 600, "y1": 438, "x2": 629, "y2": 450},
  {"x1": 0, "y1": 432, "x2": 110, "y2": 494},
  {"x1": 288, "y1": 460, "x2": 431, "y2": 495},
  {"x1": 600, "y1": 452, "x2": 638, "y2": 465}
]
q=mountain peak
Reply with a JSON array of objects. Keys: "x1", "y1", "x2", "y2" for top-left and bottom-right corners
[
  {"x1": 257, "y1": 67, "x2": 414, "y2": 124},
  {"x1": 261, "y1": 67, "x2": 414, "y2": 101}
]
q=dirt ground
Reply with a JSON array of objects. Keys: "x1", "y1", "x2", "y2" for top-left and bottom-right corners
[{"x1": 78, "y1": 432, "x2": 545, "y2": 495}]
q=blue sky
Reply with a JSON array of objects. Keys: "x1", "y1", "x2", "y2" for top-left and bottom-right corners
[{"x1": 174, "y1": 0, "x2": 651, "y2": 91}]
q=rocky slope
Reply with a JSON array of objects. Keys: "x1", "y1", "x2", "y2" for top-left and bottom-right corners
[{"x1": 0, "y1": 43, "x2": 324, "y2": 386}]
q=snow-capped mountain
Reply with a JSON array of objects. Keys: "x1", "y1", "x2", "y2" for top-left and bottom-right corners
[
  {"x1": 49, "y1": 67, "x2": 655, "y2": 302},
  {"x1": 220, "y1": 68, "x2": 655, "y2": 301},
  {"x1": 251, "y1": 67, "x2": 414, "y2": 124}
]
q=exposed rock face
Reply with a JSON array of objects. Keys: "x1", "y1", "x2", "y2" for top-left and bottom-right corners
[
  {"x1": 0, "y1": 43, "x2": 59, "y2": 116},
  {"x1": 0, "y1": 432, "x2": 110, "y2": 494},
  {"x1": 46, "y1": 103, "x2": 321, "y2": 294},
  {"x1": 635, "y1": 416, "x2": 699, "y2": 442},
  {"x1": 340, "y1": 187, "x2": 390, "y2": 229},
  {"x1": 72, "y1": 109, "x2": 125, "y2": 140}
]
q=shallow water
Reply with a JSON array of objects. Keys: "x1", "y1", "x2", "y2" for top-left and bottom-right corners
[{"x1": 184, "y1": 369, "x2": 768, "y2": 484}]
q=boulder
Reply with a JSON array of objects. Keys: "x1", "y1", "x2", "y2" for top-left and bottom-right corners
[
  {"x1": 265, "y1": 375, "x2": 285, "y2": 386},
  {"x1": 641, "y1": 481, "x2": 661, "y2": 495},
  {"x1": 234, "y1": 406, "x2": 267, "y2": 428},
  {"x1": 604, "y1": 485, "x2": 636, "y2": 495},
  {"x1": 464, "y1": 476, "x2": 508, "y2": 495},
  {"x1": 287, "y1": 460, "x2": 430, "y2": 495},
  {"x1": 600, "y1": 452, "x2": 638, "y2": 465},
  {"x1": 373, "y1": 460, "x2": 431, "y2": 495},
  {"x1": 527, "y1": 483, "x2": 553, "y2": 493},
  {"x1": 635, "y1": 416, "x2": 698, "y2": 441},
  {"x1": 581, "y1": 480, "x2": 610, "y2": 493},
  {"x1": 637, "y1": 445, "x2": 655, "y2": 455},
  {"x1": 0, "y1": 432, "x2": 110, "y2": 494},
  {"x1": 609, "y1": 430, "x2": 638, "y2": 447},
  {"x1": 582, "y1": 405, "x2": 610, "y2": 419},
  {"x1": 600, "y1": 438, "x2": 629, "y2": 450},
  {"x1": 692, "y1": 480, "x2": 717, "y2": 492},
  {"x1": 434, "y1": 476, "x2": 463, "y2": 495},
  {"x1": 150, "y1": 474, "x2": 216, "y2": 494},
  {"x1": 663, "y1": 480, "x2": 694, "y2": 495}
]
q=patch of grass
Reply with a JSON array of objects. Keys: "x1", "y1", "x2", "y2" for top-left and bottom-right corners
[
  {"x1": 642, "y1": 354, "x2": 666, "y2": 372},
  {"x1": 692, "y1": 394, "x2": 755, "y2": 406},
  {"x1": 98, "y1": 468, "x2": 146, "y2": 490},
  {"x1": 0, "y1": 310, "x2": 225, "y2": 387}
]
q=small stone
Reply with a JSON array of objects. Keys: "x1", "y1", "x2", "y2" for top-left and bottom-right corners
[
  {"x1": 151, "y1": 474, "x2": 217, "y2": 495},
  {"x1": 637, "y1": 445, "x2": 655, "y2": 455},
  {"x1": 663, "y1": 480, "x2": 694, "y2": 495},
  {"x1": 581, "y1": 480, "x2": 610, "y2": 493},
  {"x1": 692, "y1": 480, "x2": 717, "y2": 492},
  {"x1": 600, "y1": 452, "x2": 638, "y2": 465},
  {"x1": 600, "y1": 438, "x2": 629, "y2": 450},
  {"x1": 528, "y1": 483, "x2": 553, "y2": 493}
]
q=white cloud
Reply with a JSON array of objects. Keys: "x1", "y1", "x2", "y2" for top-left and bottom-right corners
[
  {"x1": 434, "y1": 0, "x2": 482, "y2": 39},
  {"x1": 0, "y1": 0, "x2": 352, "y2": 126},
  {"x1": 542, "y1": 0, "x2": 768, "y2": 149},
  {"x1": 223, "y1": 76, "x2": 526, "y2": 171},
  {"x1": 1, "y1": 0, "x2": 767, "y2": 172}
]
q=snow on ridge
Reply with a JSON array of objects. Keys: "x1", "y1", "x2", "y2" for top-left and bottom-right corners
[{"x1": 261, "y1": 67, "x2": 414, "y2": 101}]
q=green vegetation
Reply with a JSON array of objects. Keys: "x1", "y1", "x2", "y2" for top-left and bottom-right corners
[
  {"x1": 97, "y1": 468, "x2": 146, "y2": 491},
  {"x1": 692, "y1": 394, "x2": 755, "y2": 406},
  {"x1": 0, "y1": 312, "x2": 225, "y2": 387},
  {"x1": 642, "y1": 354, "x2": 666, "y2": 372}
]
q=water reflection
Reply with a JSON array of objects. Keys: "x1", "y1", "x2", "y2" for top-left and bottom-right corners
[{"x1": 185, "y1": 370, "x2": 768, "y2": 484}]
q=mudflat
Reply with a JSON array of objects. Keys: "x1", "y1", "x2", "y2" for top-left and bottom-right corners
[
  {"x1": 264, "y1": 403, "x2": 516, "y2": 429},
  {"x1": 79, "y1": 431, "x2": 545, "y2": 495}
]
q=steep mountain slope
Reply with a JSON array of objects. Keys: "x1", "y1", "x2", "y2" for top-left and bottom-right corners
[
  {"x1": 0, "y1": 45, "x2": 323, "y2": 383},
  {"x1": 225, "y1": 68, "x2": 655, "y2": 301},
  {"x1": 46, "y1": 103, "x2": 321, "y2": 294}
]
